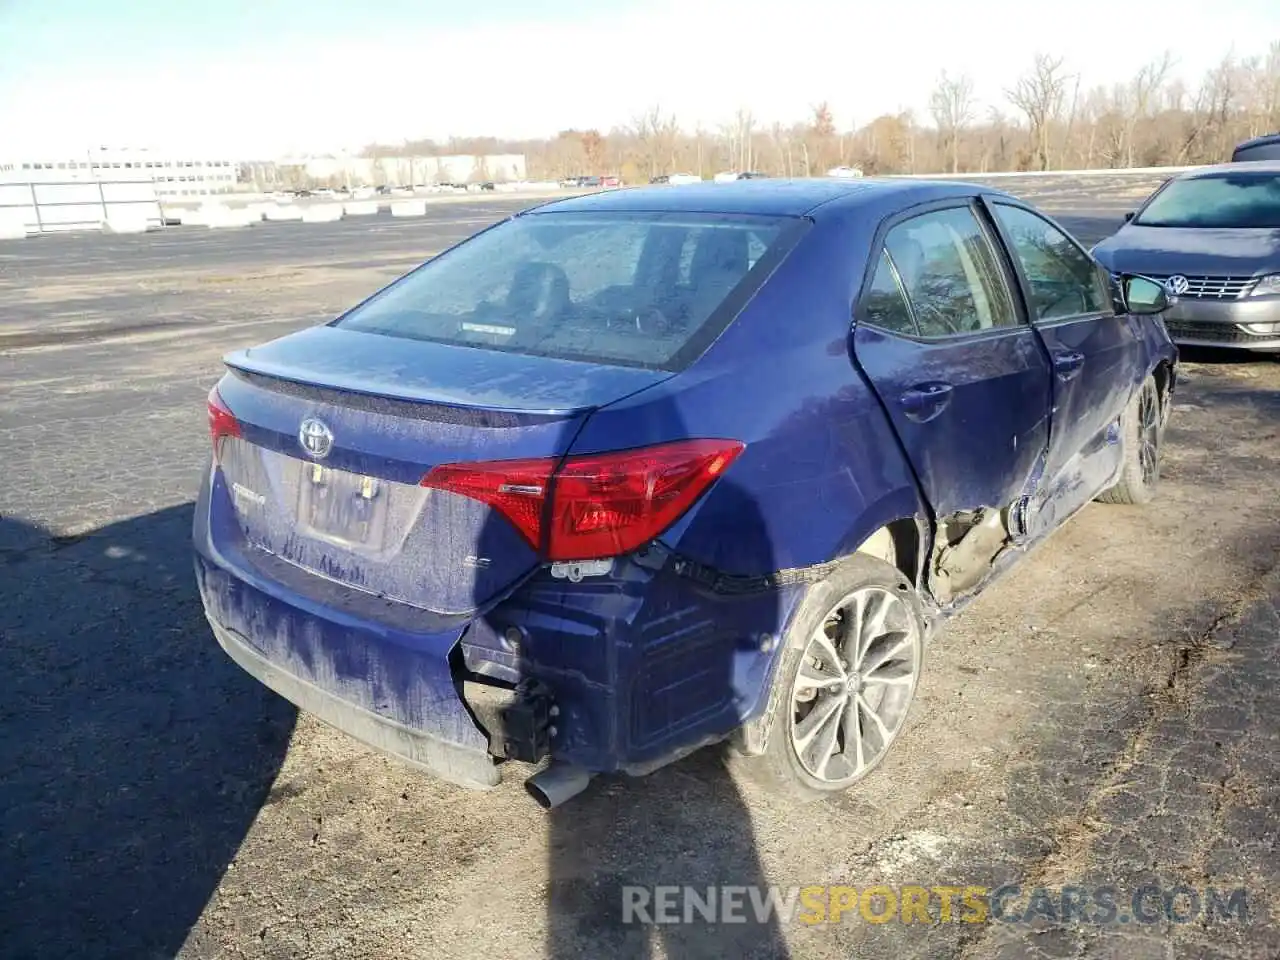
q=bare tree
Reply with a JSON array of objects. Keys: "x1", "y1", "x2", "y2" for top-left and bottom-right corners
[
  {"x1": 1120, "y1": 52, "x2": 1174, "y2": 166},
  {"x1": 632, "y1": 106, "x2": 679, "y2": 179},
  {"x1": 807, "y1": 102, "x2": 838, "y2": 174},
  {"x1": 1007, "y1": 54, "x2": 1072, "y2": 170},
  {"x1": 929, "y1": 71, "x2": 975, "y2": 172},
  {"x1": 580, "y1": 130, "x2": 605, "y2": 174},
  {"x1": 357, "y1": 39, "x2": 1280, "y2": 180}
]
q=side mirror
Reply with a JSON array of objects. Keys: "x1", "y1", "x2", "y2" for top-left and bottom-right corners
[
  {"x1": 1121, "y1": 274, "x2": 1169, "y2": 315},
  {"x1": 1122, "y1": 211, "x2": 1135, "y2": 223}
]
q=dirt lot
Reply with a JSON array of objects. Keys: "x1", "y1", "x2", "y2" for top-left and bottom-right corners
[{"x1": 1, "y1": 184, "x2": 1277, "y2": 959}]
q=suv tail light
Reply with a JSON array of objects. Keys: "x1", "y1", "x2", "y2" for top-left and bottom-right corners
[
  {"x1": 422, "y1": 439, "x2": 745, "y2": 562},
  {"x1": 208, "y1": 386, "x2": 240, "y2": 460}
]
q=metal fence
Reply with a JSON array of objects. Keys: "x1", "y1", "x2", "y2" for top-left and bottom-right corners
[{"x1": 0, "y1": 179, "x2": 164, "y2": 235}]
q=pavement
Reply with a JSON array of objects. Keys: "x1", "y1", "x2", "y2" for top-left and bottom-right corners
[{"x1": 0, "y1": 175, "x2": 1277, "y2": 960}]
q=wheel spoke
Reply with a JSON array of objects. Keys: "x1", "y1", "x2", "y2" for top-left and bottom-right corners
[
  {"x1": 843, "y1": 593, "x2": 868, "y2": 659},
  {"x1": 863, "y1": 672, "x2": 913, "y2": 688},
  {"x1": 858, "y1": 693, "x2": 892, "y2": 744},
  {"x1": 795, "y1": 658, "x2": 844, "y2": 694},
  {"x1": 860, "y1": 632, "x2": 912, "y2": 676},
  {"x1": 855, "y1": 591, "x2": 891, "y2": 666},
  {"x1": 1140, "y1": 437, "x2": 1157, "y2": 480},
  {"x1": 842, "y1": 696, "x2": 866, "y2": 773},
  {"x1": 794, "y1": 693, "x2": 844, "y2": 752},
  {"x1": 811, "y1": 697, "x2": 846, "y2": 779},
  {"x1": 809, "y1": 628, "x2": 845, "y2": 676}
]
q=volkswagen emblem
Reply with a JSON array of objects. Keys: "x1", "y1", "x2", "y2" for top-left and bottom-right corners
[
  {"x1": 1165, "y1": 275, "x2": 1190, "y2": 296},
  {"x1": 298, "y1": 418, "x2": 334, "y2": 459}
]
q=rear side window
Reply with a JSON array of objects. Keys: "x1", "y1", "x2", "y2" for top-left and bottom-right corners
[
  {"x1": 862, "y1": 250, "x2": 917, "y2": 335},
  {"x1": 882, "y1": 206, "x2": 1017, "y2": 338},
  {"x1": 336, "y1": 211, "x2": 799, "y2": 370}
]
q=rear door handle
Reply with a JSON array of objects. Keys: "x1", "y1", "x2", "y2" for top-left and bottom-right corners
[
  {"x1": 1053, "y1": 350, "x2": 1085, "y2": 380},
  {"x1": 900, "y1": 382, "x2": 954, "y2": 422}
]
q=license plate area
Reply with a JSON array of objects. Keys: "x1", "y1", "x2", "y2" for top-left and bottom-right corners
[{"x1": 297, "y1": 463, "x2": 390, "y2": 550}]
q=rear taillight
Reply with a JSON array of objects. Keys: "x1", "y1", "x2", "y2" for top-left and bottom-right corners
[
  {"x1": 421, "y1": 439, "x2": 744, "y2": 562},
  {"x1": 208, "y1": 386, "x2": 240, "y2": 459}
]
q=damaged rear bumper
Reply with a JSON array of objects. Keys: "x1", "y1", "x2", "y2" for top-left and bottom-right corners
[{"x1": 207, "y1": 616, "x2": 501, "y2": 789}]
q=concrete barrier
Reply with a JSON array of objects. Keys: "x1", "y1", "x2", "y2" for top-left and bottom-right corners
[
  {"x1": 0, "y1": 212, "x2": 30, "y2": 239},
  {"x1": 264, "y1": 205, "x2": 304, "y2": 222},
  {"x1": 391, "y1": 199, "x2": 428, "y2": 217},
  {"x1": 245, "y1": 201, "x2": 279, "y2": 221},
  {"x1": 343, "y1": 200, "x2": 379, "y2": 216},
  {"x1": 102, "y1": 214, "x2": 152, "y2": 234},
  {"x1": 205, "y1": 205, "x2": 257, "y2": 229},
  {"x1": 301, "y1": 204, "x2": 345, "y2": 223}
]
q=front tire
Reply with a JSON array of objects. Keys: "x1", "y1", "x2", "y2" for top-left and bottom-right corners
[
  {"x1": 1098, "y1": 375, "x2": 1163, "y2": 506},
  {"x1": 736, "y1": 555, "x2": 926, "y2": 802}
]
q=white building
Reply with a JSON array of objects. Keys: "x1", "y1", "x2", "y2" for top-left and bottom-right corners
[
  {"x1": 0, "y1": 147, "x2": 239, "y2": 198},
  {"x1": 289, "y1": 153, "x2": 528, "y2": 187}
]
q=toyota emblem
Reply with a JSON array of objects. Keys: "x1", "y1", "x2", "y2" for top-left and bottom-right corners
[
  {"x1": 1165, "y1": 275, "x2": 1189, "y2": 297},
  {"x1": 298, "y1": 418, "x2": 334, "y2": 459}
]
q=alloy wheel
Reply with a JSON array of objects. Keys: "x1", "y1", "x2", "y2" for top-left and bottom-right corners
[
  {"x1": 789, "y1": 585, "x2": 922, "y2": 784},
  {"x1": 1138, "y1": 383, "x2": 1161, "y2": 485}
]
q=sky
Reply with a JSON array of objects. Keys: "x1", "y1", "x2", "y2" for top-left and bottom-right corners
[{"x1": 1, "y1": 0, "x2": 1278, "y2": 160}]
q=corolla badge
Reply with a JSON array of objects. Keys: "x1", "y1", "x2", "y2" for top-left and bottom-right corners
[
  {"x1": 1165, "y1": 275, "x2": 1189, "y2": 296},
  {"x1": 299, "y1": 418, "x2": 334, "y2": 459}
]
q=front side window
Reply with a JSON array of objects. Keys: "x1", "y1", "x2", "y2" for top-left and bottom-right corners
[
  {"x1": 1134, "y1": 172, "x2": 1280, "y2": 228},
  {"x1": 993, "y1": 204, "x2": 1110, "y2": 321},
  {"x1": 882, "y1": 206, "x2": 1017, "y2": 338},
  {"x1": 336, "y1": 211, "x2": 798, "y2": 370}
]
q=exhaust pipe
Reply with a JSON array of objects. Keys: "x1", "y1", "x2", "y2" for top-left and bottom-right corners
[{"x1": 525, "y1": 761, "x2": 594, "y2": 809}]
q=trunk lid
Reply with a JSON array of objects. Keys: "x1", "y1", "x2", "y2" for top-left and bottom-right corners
[{"x1": 213, "y1": 325, "x2": 670, "y2": 615}]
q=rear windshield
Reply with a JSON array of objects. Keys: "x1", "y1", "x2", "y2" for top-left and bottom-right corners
[
  {"x1": 334, "y1": 210, "x2": 798, "y2": 370},
  {"x1": 1135, "y1": 172, "x2": 1280, "y2": 228}
]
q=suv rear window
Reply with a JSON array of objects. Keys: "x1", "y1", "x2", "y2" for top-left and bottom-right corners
[
  {"x1": 334, "y1": 211, "x2": 800, "y2": 370},
  {"x1": 1134, "y1": 172, "x2": 1280, "y2": 228}
]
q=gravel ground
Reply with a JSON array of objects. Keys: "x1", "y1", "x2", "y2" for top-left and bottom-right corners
[{"x1": 1, "y1": 179, "x2": 1277, "y2": 960}]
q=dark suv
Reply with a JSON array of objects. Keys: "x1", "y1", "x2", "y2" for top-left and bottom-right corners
[{"x1": 1232, "y1": 134, "x2": 1280, "y2": 162}]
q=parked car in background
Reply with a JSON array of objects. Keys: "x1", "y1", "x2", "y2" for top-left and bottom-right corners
[
  {"x1": 559, "y1": 176, "x2": 582, "y2": 188},
  {"x1": 736, "y1": 171, "x2": 769, "y2": 180},
  {"x1": 1092, "y1": 162, "x2": 1280, "y2": 352},
  {"x1": 828, "y1": 166, "x2": 865, "y2": 178},
  {"x1": 196, "y1": 179, "x2": 1175, "y2": 810},
  {"x1": 1232, "y1": 133, "x2": 1280, "y2": 163},
  {"x1": 667, "y1": 173, "x2": 702, "y2": 185},
  {"x1": 601, "y1": 176, "x2": 621, "y2": 188},
  {"x1": 579, "y1": 175, "x2": 602, "y2": 188},
  {"x1": 650, "y1": 175, "x2": 670, "y2": 184}
]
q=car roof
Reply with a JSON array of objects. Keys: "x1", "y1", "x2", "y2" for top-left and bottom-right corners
[
  {"x1": 1181, "y1": 160, "x2": 1280, "y2": 177},
  {"x1": 1235, "y1": 132, "x2": 1280, "y2": 150},
  {"x1": 526, "y1": 177, "x2": 998, "y2": 218}
]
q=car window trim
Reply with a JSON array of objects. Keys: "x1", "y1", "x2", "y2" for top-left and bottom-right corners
[
  {"x1": 981, "y1": 197, "x2": 1116, "y2": 326},
  {"x1": 854, "y1": 197, "x2": 1030, "y2": 344}
]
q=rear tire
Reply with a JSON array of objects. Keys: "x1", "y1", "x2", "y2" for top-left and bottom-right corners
[
  {"x1": 734, "y1": 554, "x2": 926, "y2": 803},
  {"x1": 1098, "y1": 375, "x2": 1163, "y2": 506}
]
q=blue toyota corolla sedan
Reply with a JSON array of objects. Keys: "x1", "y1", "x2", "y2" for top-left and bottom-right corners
[{"x1": 194, "y1": 179, "x2": 1177, "y2": 808}]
